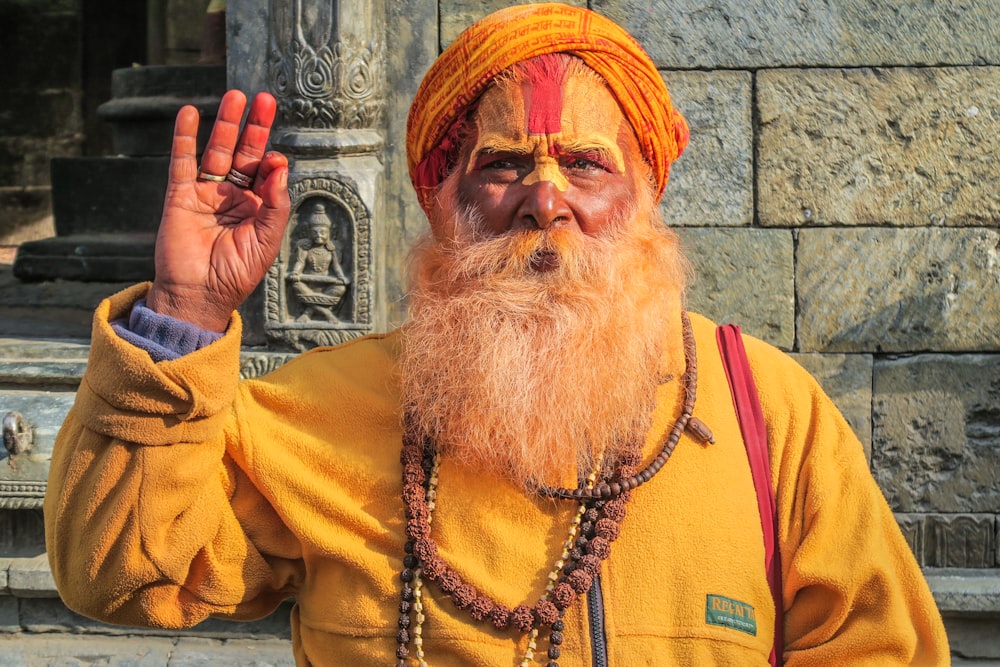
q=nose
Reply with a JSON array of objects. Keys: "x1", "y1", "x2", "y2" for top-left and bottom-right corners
[{"x1": 516, "y1": 180, "x2": 574, "y2": 231}]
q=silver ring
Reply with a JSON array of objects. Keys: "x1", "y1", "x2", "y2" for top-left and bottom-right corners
[
  {"x1": 226, "y1": 167, "x2": 254, "y2": 188},
  {"x1": 197, "y1": 171, "x2": 227, "y2": 182}
]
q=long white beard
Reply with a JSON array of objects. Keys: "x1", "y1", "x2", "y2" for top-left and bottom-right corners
[{"x1": 399, "y1": 187, "x2": 687, "y2": 491}]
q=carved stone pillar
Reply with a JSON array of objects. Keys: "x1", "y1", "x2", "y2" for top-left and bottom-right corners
[{"x1": 248, "y1": 0, "x2": 387, "y2": 351}]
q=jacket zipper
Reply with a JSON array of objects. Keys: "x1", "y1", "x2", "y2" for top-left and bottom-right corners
[{"x1": 587, "y1": 574, "x2": 609, "y2": 667}]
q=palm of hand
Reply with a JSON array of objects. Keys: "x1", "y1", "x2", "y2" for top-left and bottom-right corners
[{"x1": 148, "y1": 91, "x2": 290, "y2": 332}]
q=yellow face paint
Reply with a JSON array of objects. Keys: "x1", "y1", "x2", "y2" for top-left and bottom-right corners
[{"x1": 468, "y1": 72, "x2": 629, "y2": 191}]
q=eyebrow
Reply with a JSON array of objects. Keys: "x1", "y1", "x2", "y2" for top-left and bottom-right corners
[{"x1": 557, "y1": 138, "x2": 624, "y2": 173}]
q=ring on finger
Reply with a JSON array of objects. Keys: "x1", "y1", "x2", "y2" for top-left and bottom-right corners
[
  {"x1": 226, "y1": 167, "x2": 254, "y2": 188},
  {"x1": 197, "y1": 171, "x2": 227, "y2": 182}
]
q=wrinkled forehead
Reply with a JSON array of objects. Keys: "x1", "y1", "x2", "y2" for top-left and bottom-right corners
[{"x1": 472, "y1": 63, "x2": 635, "y2": 161}]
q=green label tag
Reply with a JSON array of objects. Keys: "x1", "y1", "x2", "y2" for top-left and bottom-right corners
[{"x1": 705, "y1": 594, "x2": 757, "y2": 636}]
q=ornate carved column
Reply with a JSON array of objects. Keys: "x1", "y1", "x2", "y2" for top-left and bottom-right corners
[{"x1": 248, "y1": 0, "x2": 386, "y2": 351}]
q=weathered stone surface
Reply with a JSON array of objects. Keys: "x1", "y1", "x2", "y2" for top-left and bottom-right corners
[
  {"x1": 896, "y1": 513, "x2": 925, "y2": 565},
  {"x1": 440, "y1": 0, "x2": 587, "y2": 46},
  {"x1": 660, "y1": 71, "x2": 752, "y2": 227},
  {"x1": 0, "y1": 634, "x2": 296, "y2": 667},
  {"x1": 0, "y1": 337, "x2": 89, "y2": 386},
  {"x1": 592, "y1": 0, "x2": 1000, "y2": 68},
  {"x1": 0, "y1": 265, "x2": 130, "y2": 340},
  {"x1": 872, "y1": 354, "x2": 1000, "y2": 513},
  {"x1": 0, "y1": 634, "x2": 174, "y2": 666},
  {"x1": 0, "y1": 136, "x2": 81, "y2": 187},
  {"x1": 758, "y1": 67, "x2": 1000, "y2": 227},
  {"x1": 791, "y1": 353, "x2": 873, "y2": 455},
  {"x1": 50, "y1": 157, "x2": 169, "y2": 236},
  {"x1": 14, "y1": 232, "x2": 157, "y2": 283},
  {"x1": 0, "y1": 89, "x2": 81, "y2": 139},
  {"x1": 7, "y1": 555, "x2": 57, "y2": 598},
  {"x1": 797, "y1": 228, "x2": 1000, "y2": 353},
  {"x1": 0, "y1": 597, "x2": 17, "y2": 634},
  {"x1": 0, "y1": 508, "x2": 44, "y2": 553},
  {"x1": 0, "y1": 8, "x2": 80, "y2": 90},
  {"x1": 20, "y1": 597, "x2": 292, "y2": 638},
  {"x1": 384, "y1": 0, "x2": 439, "y2": 326},
  {"x1": 171, "y1": 638, "x2": 295, "y2": 666},
  {"x1": 922, "y1": 515, "x2": 997, "y2": 568},
  {"x1": 677, "y1": 227, "x2": 793, "y2": 349},
  {"x1": 946, "y1": 616, "x2": 1000, "y2": 661},
  {"x1": 0, "y1": 187, "x2": 53, "y2": 245},
  {"x1": 926, "y1": 568, "x2": 1000, "y2": 615}
]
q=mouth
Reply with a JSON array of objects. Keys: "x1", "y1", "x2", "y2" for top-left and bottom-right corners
[{"x1": 529, "y1": 250, "x2": 560, "y2": 273}]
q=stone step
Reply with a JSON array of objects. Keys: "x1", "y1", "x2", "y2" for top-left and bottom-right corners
[{"x1": 0, "y1": 634, "x2": 295, "y2": 667}]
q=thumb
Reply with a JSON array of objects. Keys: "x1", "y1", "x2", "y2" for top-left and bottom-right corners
[{"x1": 255, "y1": 155, "x2": 291, "y2": 253}]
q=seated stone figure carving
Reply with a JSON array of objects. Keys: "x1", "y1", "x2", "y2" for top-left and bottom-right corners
[{"x1": 286, "y1": 199, "x2": 349, "y2": 322}]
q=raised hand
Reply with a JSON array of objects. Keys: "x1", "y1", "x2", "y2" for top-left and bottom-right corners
[{"x1": 146, "y1": 90, "x2": 291, "y2": 332}]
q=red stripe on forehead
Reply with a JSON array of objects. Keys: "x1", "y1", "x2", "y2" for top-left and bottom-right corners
[{"x1": 520, "y1": 55, "x2": 564, "y2": 135}]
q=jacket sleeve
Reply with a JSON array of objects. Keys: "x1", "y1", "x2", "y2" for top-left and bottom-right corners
[
  {"x1": 44, "y1": 283, "x2": 304, "y2": 629},
  {"x1": 743, "y1": 335, "x2": 950, "y2": 666}
]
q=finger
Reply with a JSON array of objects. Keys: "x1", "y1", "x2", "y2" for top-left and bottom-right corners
[
  {"x1": 168, "y1": 105, "x2": 201, "y2": 183},
  {"x1": 254, "y1": 151, "x2": 288, "y2": 196},
  {"x1": 231, "y1": 93, "x2": 278, "y2": 183},
  {"x1": 199, "y1": 89, "x2": 248, "y2": 179},
  {"x1": 254, "y1": 154, "x2": 291, "y2": 250}
]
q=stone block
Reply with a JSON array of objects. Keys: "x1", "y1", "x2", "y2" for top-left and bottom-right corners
[
  {"x1": 797, "y1": 228, "x2": 1000, "y2": 353},
  {"x1": 440, "y1": 0, "x2": 587, "y2": 46},
  {"x1": 945, "y1": 617, "x2": 1000, "y2": 661},
  {"x1": 7, "y1": 555, "x2": 57, "y2": 598},
  {"x1": 791, "y1": 353, "x2": 873, "y2": 456},
  {"x1": 0, "y1": 8, "x2": 80, "y2": 90},
  {"x1": 0, "y1": 187, "x2": 54, "y2": 245},
  {"x1": 895, "y1": 513, "x2": 925, "y2": 566},
  {"x1": 165, "y1": 0, "x2": 206, "y2": 58},
  {"x1": 591, "y1": 0, "x2": 1000, "y2": 68},
  {"x1": 20, "y1": 597, "x2": 292, "y2": 638},
  {"x1": 677, "y1": 227, "x2": 794, "y2": 349},
  {"x1": 0, "y1": 388, "x2": 80, "y2": 467},
  {"x1": 925, "y1": 568, "x2": 1000, "y2": 615},
  {"x1": 758, "y1": 67, "x2": 1000, "y2": 227},
  {"x1": 0, "y1": 596, "x2": 17, "y2": 633},
  {"x1": 0, "y1": 89, "x2": 81, "y2": 139},
  {"x1": 0, "y1": 509, "x2": 45, "y2": 553},
  {"x1": 50, "y1": 157, "x2": 169, "y2": 236},
  {"x1": 921, "y1": 515, "x2": 997, "y2": 568},
  {"x1": 660, "y1": 70, "x2": 752, "y2": 227},
  {"x1": 0, "y1": 136, "x2": 81, "y2": 187},
  {"x1": 872, "y1": 354, "x2": 1000, "y2": 513},
  {"x1": 0, "y1": 633, "x2": 174, "y2": 666},
  {"x1": 172, "y1": 637, "x2": 295, "y2": 666}
]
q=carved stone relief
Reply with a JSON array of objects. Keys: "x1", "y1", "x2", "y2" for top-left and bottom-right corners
[
  {"x1": 268, "y1": 0, "x2": 385, "y2": 130},
  {"x1": 264, "y1": 176, "x2": 372, "y2": 351}
]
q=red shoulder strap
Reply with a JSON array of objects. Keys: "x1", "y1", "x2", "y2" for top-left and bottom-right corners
[{"x1": 716, "y1": 324, "x2": 784, "y2": 667}]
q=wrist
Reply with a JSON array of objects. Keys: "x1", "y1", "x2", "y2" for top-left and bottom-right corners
[{"x1": 146, "y1": 284, "x2": 233, "y2": 333}]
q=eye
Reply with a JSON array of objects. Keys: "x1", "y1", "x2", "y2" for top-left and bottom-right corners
[
  {"x1": 474, "y1": 153, "x2": 527, "y2": 172},
  {"x1": 561, "y1": 152, "x2": 612, "y2": 173}
]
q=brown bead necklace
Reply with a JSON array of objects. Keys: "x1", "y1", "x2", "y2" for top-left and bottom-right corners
[{"x1": 395, "y1": 312, "x2": 699, "y2": 666}]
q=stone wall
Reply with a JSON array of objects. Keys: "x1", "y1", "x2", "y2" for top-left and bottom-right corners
[
  {"x1": 0, "y1": 0, "x2": 82, "y2": 248},
  {"x1": 381, "y1": 1, "x2": 1000, "y2": 661}
]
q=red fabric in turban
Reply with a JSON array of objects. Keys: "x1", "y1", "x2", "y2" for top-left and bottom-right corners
[{"x1": 406, "y1": 2, "x2": 689, "y2": 216}]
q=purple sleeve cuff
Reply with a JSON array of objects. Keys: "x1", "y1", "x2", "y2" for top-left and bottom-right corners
[{"x1": 111, "y1": 299, "x2": 224, "y2": 362}]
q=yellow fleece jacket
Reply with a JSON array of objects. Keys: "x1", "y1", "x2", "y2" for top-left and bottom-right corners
[{"x1": 45, "y1": 283, "x2": 949, "y2": 666}]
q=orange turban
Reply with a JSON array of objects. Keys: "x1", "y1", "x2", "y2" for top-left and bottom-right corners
[{"x1": 406, "y1": 3, "x2": 689, "y2": 216}]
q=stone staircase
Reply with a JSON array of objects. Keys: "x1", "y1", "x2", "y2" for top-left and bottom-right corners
[{"x1": 0, "y1": 264, "x2": 294, "y2": 666}]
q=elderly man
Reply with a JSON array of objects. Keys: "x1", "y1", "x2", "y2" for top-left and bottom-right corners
[{"x1": 45, "y1": 4, "x2": 948, "y2": 666}]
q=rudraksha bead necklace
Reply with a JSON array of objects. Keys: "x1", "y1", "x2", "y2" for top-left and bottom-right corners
[{"x1": 396, "y1": 312, "x2": 699, "y2": 665}]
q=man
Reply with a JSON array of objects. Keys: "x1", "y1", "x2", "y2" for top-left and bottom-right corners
[{"x1": 44, "y1": 4, "x2": 949, "y2": 666}]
